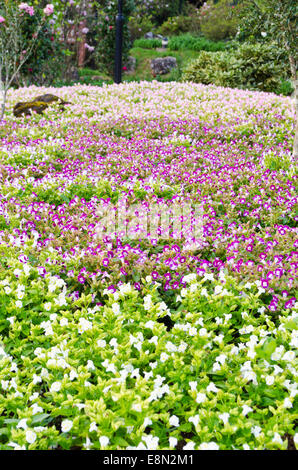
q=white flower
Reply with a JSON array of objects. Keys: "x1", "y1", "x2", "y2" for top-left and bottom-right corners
[
  {"x1": 99, "y1": 436, "x2": 110, "y2": 447},
  {"x1": 61, "y1": 419, "x2": 73, "y2": 433},
  {"x1": 183, "y1": 441, "x2": 195, "y2": 450},
  {"x1": 188, "y1": 415, "x2": 200, "y2": 427},
  {"x1": 196, "y1": 392, "x2": 207, "y2": 404},
  {"x1": 283, "y1": 397, "x2": 292, "y2": 409},
  {"x1": 17, "y1": 418, "x2": 28, "y2": 430},
  {"x1": 199, "y1": 327, "x2": 208, "y2": 337},
  {"x1": 219, "y1": 412, "x2": 230, "y2": 425},
  {"x1": 207, "y1": 382, "x2": 219, "y2": 393},
  {"x1": 282, "y1": 350, "x2": 295, "y2": 362},
  {"x1": 272, "y1": 433, "x2": 283, "y2": 445},
  {"x1": 188, "y1": 327, "x2": 197, "y2": 337},
  {"x1": 189, "y1": 381, "x2": 197, "y2": 391},
  {"x1": 199, "y1": 442, "x2": 219, "y2": 450},
  {"x1": 145, "y1": 320, "x2": 155, "y2": 329},
  {"x1": 160, "y1": 352, "x2": 169, "y2": 362},
  {"x1": 142, "y1": 435, "x2": 159, "y2": 450},
  {"x1": 15, "y1": 300, "x2": 22, "y2": 308},
  {"x1": 251, "y1": 425, "x2": 262, "y2": 438},
  {"x1": 111, "y1": 302, "x2": 120, "y2": 314},
  {"x1": 131, "y1": 403, "x2": 142, "y2": 412},
  {"x1": 97, "y1": 339, "x2": 106, "y2": 348},
  {"x1": 25, "y1": 430, "x2": 37, "y2": 444},
  {"x1": 169, "y1": 437, "x2": 177, "y2": 448},
  {"x1": 242, "y1": 405, "x2": 253, "y2": 416},
  {"x1": 89, "y1": 422, "x2": 98, "y2": 432},
  {"x1": 265, "y1": 375, "x2": 274, "y2": 386},
  {"x1": 50, "y1": 381, "x2": 61, "y2": 393},
  {"x1": 69, "y1": 370, "x2": 78, "y2": 381},
  {"x1": 78, "y1": 317, "x2": 92, "y2": 333},
  {"x1": 31, "y1": 403, "x2": 43, "y2": 415},
  {"x1": 169, "y1": 415, "x2": 179, "y2": 427},
  {"x1": 87, "y1": 360, "x2": 95, "y2": 370},
  {"x1": 44, "y1": 302, "x2": 52, "y2": 311}
]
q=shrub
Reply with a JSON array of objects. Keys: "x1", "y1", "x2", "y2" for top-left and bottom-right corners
[
  {"x1": 168, "y1": 33, "x2": 226, "y2": 52},
  {"x1": 133, "y1": 38, "x2": 162, "y2": 49},
  {"x1": 199, "y1": 0, "x2": 242, "y2": 41},
  {"x1": 182, "y1": 42, "x2": 289, "y2": 93},
  {"x1": 182, "y1": 50, "x2": 229, "y2": 85},
  {"x1": 128, "y1": 14, "x2": 154, "y2": 41},
  {"x1": 94, "y1": 0, "x2": 134, "y2": 76},
  {"x1": 157, "y1": 15, "x2": 196, "y2": 37}
]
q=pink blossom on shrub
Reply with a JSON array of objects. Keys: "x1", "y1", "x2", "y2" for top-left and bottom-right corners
[
  {"x1": 0, "y1": 16, "x2": 5, "y2": 24},
  {"x1": 43, "y1": 4, "x2": 54, "y2": 16},
  {"x1": 18, "y1": 3, "x2": 35, "y2": 16}
]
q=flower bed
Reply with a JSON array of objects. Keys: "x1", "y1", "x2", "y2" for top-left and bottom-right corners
[{"x1": 0, "y1": 82, "x2": 297, "y2": 450}]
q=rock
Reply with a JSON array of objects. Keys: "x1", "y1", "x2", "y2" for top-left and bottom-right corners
[
  {"x1": 144, "y1": 31, "x2": 154, "y2": 39},
  {"x1": 150, "y1": 57, "x2": 177, "y2": 75}
]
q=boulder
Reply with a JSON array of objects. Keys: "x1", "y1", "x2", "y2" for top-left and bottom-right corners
[{"x1": 150, "y1": 56, "x2": 177, "y2": 75}]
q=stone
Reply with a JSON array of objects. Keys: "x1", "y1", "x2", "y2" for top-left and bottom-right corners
[
  {"x1": 144, "y1": 31, "x2": 154, "y2": 39},
  {"x1": 150, "y1": 56, "x2": 177, "y2": 75}
]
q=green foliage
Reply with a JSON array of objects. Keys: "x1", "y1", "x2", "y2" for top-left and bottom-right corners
[
  {"x1": 128, "y1": 14, "x2": 155, "y2": 41},
  {"x1": 94, "y1": 0, "x2": 135, "y2": 76},
  {"x1": 134, "y1": 0, "x2": 185, "y2": 26},
  {"x1": 168, "y1": 33, "x2": 226, "y2": 52},
  {"x1": 182, "y1": 42, "x2": 289, "y2": 93},
  {"x1": 199, "y1": 0, "x2": 242, "y2": 41},
  {"x1": 262, "y1": 151, "x2": 294, "y2": 173},
  {"x1": 133, "y1": 38, "x2": 162, "y2": 49},
  {"x1": 157, "y1": 14, "x2": 200, "y2": 37},
  {"x1": 20, "y1": 11, "x2": 64, "y2": 86}
]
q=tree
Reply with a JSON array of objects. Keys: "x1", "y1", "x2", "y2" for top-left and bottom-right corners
[
  {"x1": 240, "y1": 0, "x2": 297, "y2": 158},
  {"x1": 0, "y1": 1, "x2": 54, "y2": 120}
]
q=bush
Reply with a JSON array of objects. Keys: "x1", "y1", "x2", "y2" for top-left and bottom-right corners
[
  {"x1": 133, "y1": 38, "x2": 162, "y2": 49},
  {"x1": 182, "y1": 42, "x2": 289, "y2": 93},
  {"x1": 19, "y1": 10, "x2": 64, "y2": 86},
  {"x1": 157, "y1": 15, "x2": 197, "y2": 37},
  {"x1": 168, "y1": 33, "x2": 226, "y2": 52},
  {"x1": 128, "y1": 15, "x2": 155, "y2": 41},
  {"x1": 199, "y1": 0, "x2": 242, "y2": 41},
  {"x1": 94, "y1": 0, "x2": 134, "y2": 76}
]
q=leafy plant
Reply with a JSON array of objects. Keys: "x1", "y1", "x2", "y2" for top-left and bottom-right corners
[
  {"x1": 182, "y1": 42, "x2": 289, "y2": 93},
  {"x1": 168, "y1": 33, "x2": 226, "y2": 52},
  {"x1": 133, "y1": 38, "x2": 162, "y2": 49}
]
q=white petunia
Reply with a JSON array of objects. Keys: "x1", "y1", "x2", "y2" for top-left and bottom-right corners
[
  {"x1": 50, "y1": 381, "x2": 61, "y2": 393},
  {"x1": 25, "y1": 430, "x2": 37, "y2": 444},
  {"x1": 199, "y1": 442, "x2": 219, "y2": 450},
  {"x1": 169, "y1": 415, "x2": 179, "y2": 427},
  {"x1": 61, "y1": 419, "x2": 73, "y2": 433},
  {"x1": 99, "y1": 436, "x2": 110, "y2": 447},
  {"x1": 196, "y1": 392, "x2": 207, "y2": 404}
]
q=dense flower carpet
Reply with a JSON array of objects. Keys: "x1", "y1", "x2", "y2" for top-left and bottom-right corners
[{"x1": 0, "y1": 82, "x2": 297, "y2": 449}]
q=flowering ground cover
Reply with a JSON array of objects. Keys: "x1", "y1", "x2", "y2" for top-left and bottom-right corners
[{"x1": 0, "y1": 82, "x2": 297, "y2": 450}]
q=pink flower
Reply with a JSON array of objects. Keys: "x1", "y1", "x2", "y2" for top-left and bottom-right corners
[
  {"x1": 19, "y1": 3, "x2": 35, "y2": 16},
  {"x1": 43, "y1": 4, "x2": 54, "y2": 16},
  {"x1": 0, "y1": 16, "x2": 5, "y2": 24}
]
